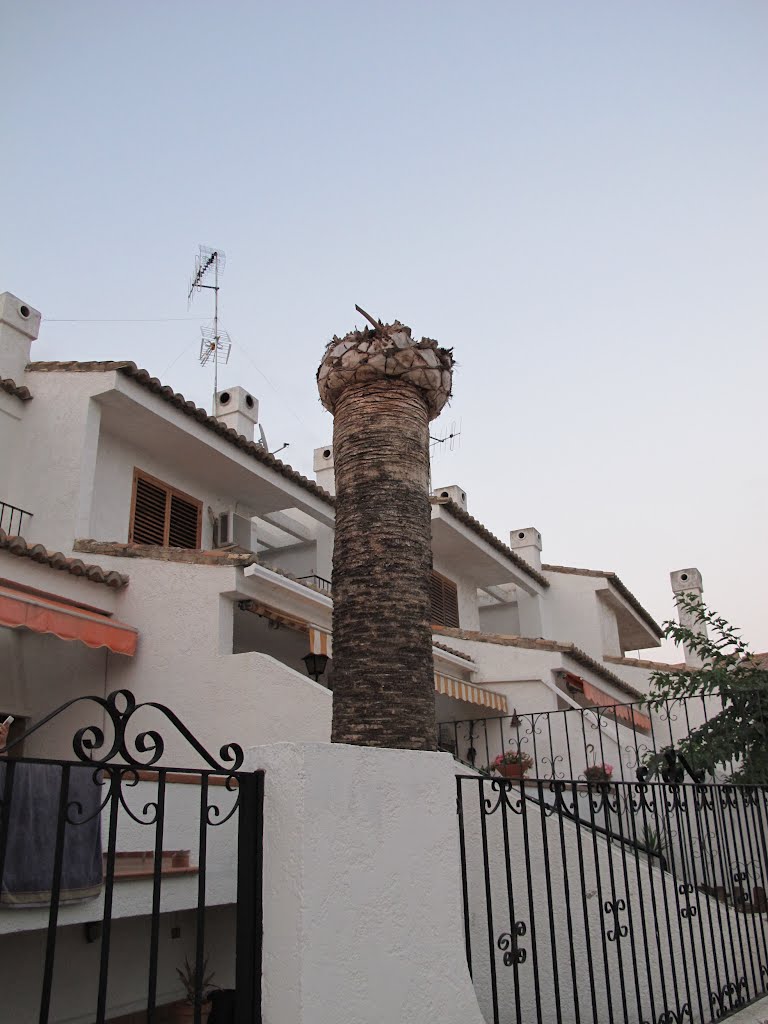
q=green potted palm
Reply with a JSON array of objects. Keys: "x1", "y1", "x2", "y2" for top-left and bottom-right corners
[
  {"x1": 170, "y1": 955, "x2": 215, "y2": 1023},
  {"x1": 486, "y1": 748, "x2": 534, "y2": 780}
]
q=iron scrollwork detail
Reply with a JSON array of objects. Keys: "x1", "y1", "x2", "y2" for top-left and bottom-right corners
[
  {"x1": 678, "y1": 882, "x2": 698, "y2": 919},
  {"x1": 4, "y1": 689, "x2": 244, "y2": 771},
  {"x1": 498, "y1": 921, "x2": 527, "y2": 965},
  {"x1": 709, "y1": 978, "x2": 748, "y2": 1018},
  {"x1": 603, "y1": 898, "x2": 628, "y2": 942},
  {"x1": 643, "y1": 1005, "x2": 691, "y2": 1024}
]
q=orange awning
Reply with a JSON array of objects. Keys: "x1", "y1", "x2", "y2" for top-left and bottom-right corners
[
  {"x1": 0, "y1": 586, "x2": 138, "y2": 656},
  {"x1": 565, "y1": 672, "x2": 651, "y2": 731}
]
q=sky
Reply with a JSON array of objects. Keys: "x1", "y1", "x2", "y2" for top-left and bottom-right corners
[{"x1": 1, "y1": 1, "x2": 766, "y2": 658}]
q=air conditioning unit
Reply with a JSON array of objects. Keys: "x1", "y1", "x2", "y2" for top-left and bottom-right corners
[{"x1": 214, "y1": 511, "x2": 254, "y2": 551}]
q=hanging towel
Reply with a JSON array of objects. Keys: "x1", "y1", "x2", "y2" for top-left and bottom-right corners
[{"x1": 0, "y1": 761, "x2": 103, "y2": 907}]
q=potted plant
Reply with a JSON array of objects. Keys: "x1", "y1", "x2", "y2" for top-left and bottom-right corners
[
  {"x1": 584, "y1": 762, "x2": 614, "y2": 783},
  {"x1": 170, "y1": 955, "x2": 215, "y2": 1023},
  {"x1": 486, "y1": 748, "x2": 534, "y2": 779}
]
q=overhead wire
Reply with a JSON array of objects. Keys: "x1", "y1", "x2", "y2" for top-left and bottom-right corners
[
  {"x1": 43, "y1": 317, "x2": 207, "y2": 323},
  {"x1": 230, "y1": 338, "x2": 326, "y2": 447}
]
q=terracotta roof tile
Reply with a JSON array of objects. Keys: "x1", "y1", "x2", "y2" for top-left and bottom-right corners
[
  {"x1": 1, "y1": 377, "x2": 32, "y2": 401},
  {"x1": 27, "y1": 361, "x2": 335, "y2": 507},
  {"x1": 604, "y1": 654, "x2": 686, "y2": 672},
  {"x1": 542, "y1": 563, "x2": 662, "y2": 638},
  {"x1": 432, "y1": 498, "x2": 549, "y2": 589},
  {"x1": 0, "y1": 531, "x2": 129, "y2": 589},
  {"x1": 432, "y1": 639, "x2": 475, "y2": 663},
  {"x1": 432, "y1": 625, "x2": 645, "y2": 700}
]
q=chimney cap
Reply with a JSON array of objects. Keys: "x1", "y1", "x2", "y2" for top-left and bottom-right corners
[
  {"x1": 510, "y1": 527, "x2": 542, "y2": 549},
  {"x1": 670, "y1": 567, "x2": 703, "y2": 593},
  {"x1": 313, "y1": 444, "x2": 334, "y2": 471},
  {"x1": 432, "y1": 484, "x2": 467, "y2": 510},
  {"x1": 0, "y1": 292, "x2": 41, "y2": 341},
  {"x1": 214, "y1": 385, "x2": 258, "y2": 422}
]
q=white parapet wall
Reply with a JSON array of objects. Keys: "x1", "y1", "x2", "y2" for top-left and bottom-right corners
[{"x1": 243, "y1": 741, "x2": 486, "y2": 1024}]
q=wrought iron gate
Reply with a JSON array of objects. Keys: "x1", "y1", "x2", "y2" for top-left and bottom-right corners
[
  {"x1": 0, "y1": 689, "x2": 263, "y2": 1024},
  {"x1": 457, "y1": 773, "x2": 768, "y2": 1024}
]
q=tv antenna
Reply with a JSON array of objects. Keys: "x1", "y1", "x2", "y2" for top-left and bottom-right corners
[
  {"x1": 429, "y1": 418, "x2": 462, "y2": 461},
  {"x1": 187, "y1": 246, "x2": 230, "y2": 407}
]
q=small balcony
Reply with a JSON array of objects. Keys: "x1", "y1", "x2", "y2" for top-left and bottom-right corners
[{"x1": 0, "y1": 501, "x2": 32, "y2": 537}]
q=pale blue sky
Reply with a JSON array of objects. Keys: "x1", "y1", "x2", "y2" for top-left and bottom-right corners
[{"x1": 2, "y1": 2, "x2": 766, "y2": 655}]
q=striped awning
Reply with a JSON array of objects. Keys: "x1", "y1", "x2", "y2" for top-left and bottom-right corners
[
  {"x1": 309, "y1": 624, "x2": 332, "y2": 659},
  {"x1": 434, "y1": 672, "x2": 507, "y2": 713}
]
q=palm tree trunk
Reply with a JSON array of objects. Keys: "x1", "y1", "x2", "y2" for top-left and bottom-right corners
[{"x1": 317, "y1": 319, "x2": 453, "y2": 750}]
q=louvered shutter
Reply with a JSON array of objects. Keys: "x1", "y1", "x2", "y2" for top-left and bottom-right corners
[
  {"x1": 430, "y1": 571, "x2": 460, "y2": 628},
  {"x1": 131, "y1": 476, "x2": 168, "y2": 545},
  {"x1": 168, "y1": 493, "x2": 200, "y2": 549},
  {"x1": 130, "y1": 471, "x2": 202, "y2": 549}
]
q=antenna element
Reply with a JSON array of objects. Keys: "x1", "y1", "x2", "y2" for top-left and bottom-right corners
[{"x1": 188, "y1": 246, "x2": 230, "y2": 409}]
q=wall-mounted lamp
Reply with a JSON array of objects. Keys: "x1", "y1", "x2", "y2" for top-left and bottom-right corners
[{"x1": 302, "y1": 652, "x2": 329, "y2": 682}]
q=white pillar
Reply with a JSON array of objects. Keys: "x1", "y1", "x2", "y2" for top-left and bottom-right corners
[
  {"x1": 243, "y1": 742, "x2": 485, "y2": 1024},
  {"x1": 670, "y1": 567, "x2": 706, "y2": 668}
]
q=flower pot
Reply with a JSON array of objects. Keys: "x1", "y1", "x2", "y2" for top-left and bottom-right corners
[
  {"x1": 168, "y1": 999, "x2": 211, "y2": 1023},
  {"x1": 497, "y1": 762, "x2": 529, "y2": 780},
  {"x1": 584, "y1": 772, "x2": 612, "y2": 784}
]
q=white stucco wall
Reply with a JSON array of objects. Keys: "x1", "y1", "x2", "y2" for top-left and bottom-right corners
[
  {"x1": 244, "y1": 741, "x2": 486, "y2": 1024},
  {"x1": 478, "y1": 600, "x2": 521, "y2": 636},
  {"x1": 598, "y1": 594, "x2": 622, "y2": 657},
  {"x1": 260, "y1": 541, "x2": 319, "y2": 582},
  {"x1": 5, "y1": 377, "x2": 103, "y2": 552},
  {"x1": 542, "y1": 571, "x2": 608, "y2": 655},
  {"x1": 0, "y1": 391, "x2": 26, "y2": 512}
]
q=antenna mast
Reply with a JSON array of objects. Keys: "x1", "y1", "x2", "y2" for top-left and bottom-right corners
[{"x1": 187, "y1": 245, "x2": 231, "y2": 411}]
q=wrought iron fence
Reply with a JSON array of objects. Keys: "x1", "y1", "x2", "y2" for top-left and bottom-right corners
[
  {"x1": 0, "y1": 500, "x2": 33, "y2": 536},
  {"x1": 0, "y1": 689, "x2": 263, "y2": 1024},
  {"x1": 440, "y1": 691, "x2": 735, "y2": 784},
  {"x1": 457, "y1": 773, "x2": 768, "y2": 1024}
]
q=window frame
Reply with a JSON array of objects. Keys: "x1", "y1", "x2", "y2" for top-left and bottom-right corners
[{"x1": 129, "y1": 468, "x2": 203, "y2": 549}]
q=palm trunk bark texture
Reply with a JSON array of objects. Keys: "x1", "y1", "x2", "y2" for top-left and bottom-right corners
[{"x1": 317, "y1": 319, "x2": 454, "y2": 749}]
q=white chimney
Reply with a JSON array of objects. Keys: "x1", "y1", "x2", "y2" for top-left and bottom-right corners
[
  {"x1": 0, "y1": 292, "x2": 41, "y2": 383},
  {"x1": 313, "y1": 444, "x2": 336, "y2": 496},
  {"x1": 214, "y1": 386, "x2": 259, "y2": 440},
  {"x1": 432, "y1": 485, "x2": 467, "y2": 511},
  {"x1": 670, "y1": 567, "x2": 706, "y2": 668},
  {"x1": 509, "y1": 528, "x2": 543, "y2": 571}
]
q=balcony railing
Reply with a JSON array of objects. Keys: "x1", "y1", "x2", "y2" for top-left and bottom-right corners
[
  {"x1": 0, "y1": 501, "x2": 32, "y2": 536},
  {"x1": 296, "y1": 574, "x2": 332, "y2": 593},
  {"x1": 438, "y1": 690, "x2": 732, "y2": 783}
]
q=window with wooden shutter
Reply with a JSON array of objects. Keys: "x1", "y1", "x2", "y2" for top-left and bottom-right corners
[
  {"x1": 129, "y1": 470, "x2": 202, "y2": 549},
  {"x1": 429, "y1": 570, "x2": 460, "y2": 628}
]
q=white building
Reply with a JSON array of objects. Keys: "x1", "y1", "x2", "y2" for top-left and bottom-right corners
[
  {"x1": 0, "y1": 290, "x2": 708, "y2": 1021},
  {"x1": 0, "y1": 288, "x2": 708, "y2": 767}
]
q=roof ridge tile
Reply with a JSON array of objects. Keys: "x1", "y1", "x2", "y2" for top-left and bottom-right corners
[{"x1": 0, "y1": 531, "x2": 129, "y2": 589}]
